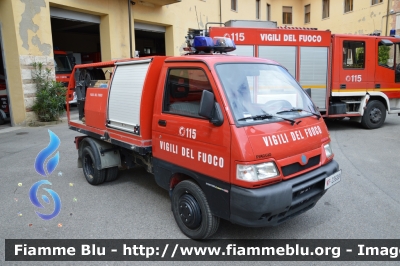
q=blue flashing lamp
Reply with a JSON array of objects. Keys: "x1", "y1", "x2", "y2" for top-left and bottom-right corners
[
  {"x1": 213, "y1": 37, "x2": 236, "y2": 53},
  {"x1": 193, "y1": 36, "x2": 214, "y2": 52},
  {"x1": 191, "y1": 36, "x2": 236, "y2": 53}
]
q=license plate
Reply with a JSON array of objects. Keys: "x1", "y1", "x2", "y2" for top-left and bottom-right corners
[{"x1": 324, "y1": 170, "x2": 341, "y2": 190}]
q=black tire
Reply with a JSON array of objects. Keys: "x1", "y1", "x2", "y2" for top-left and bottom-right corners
[
  {"x1": 361, "y1": 100, "x2": 386, "y2": 129},
  {"x1": 82, "y1": 146, "x2": 106, "y2": 185},
  {"x1": 105, "y1": 166, "x2": 119, "y2": 182},
  {"x1": 171, "y1": 180, "x2": 220, "y2": 239}
]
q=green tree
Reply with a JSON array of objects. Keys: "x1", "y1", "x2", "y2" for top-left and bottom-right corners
[{"x1": 31, "y1": 62, "x2": 67, "y2": 122}]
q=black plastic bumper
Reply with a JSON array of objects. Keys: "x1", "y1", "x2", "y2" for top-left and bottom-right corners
[{"x1": 230, "y1": 160, "x2": 339, "y2": 227}]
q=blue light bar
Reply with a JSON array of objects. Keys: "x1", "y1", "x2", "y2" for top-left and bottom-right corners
[
  {"x1": 193, "y1": 36, "x2": 214, "y2": 52},
  {"x1": 192, "y1": 36, "x2": 236, "y2": 53},
  {"x1": 213, "y1": 37, "x2": 236, "y2": 52}
]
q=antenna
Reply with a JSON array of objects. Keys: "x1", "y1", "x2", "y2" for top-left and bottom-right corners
[{"x1": 195, "y1": 6, "x2": 200, "y2": 30}]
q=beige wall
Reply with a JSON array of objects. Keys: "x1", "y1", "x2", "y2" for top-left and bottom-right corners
[
  {"x1": 0, "y1": 0, "x2": 25, "y2": 125},
  {"x1": 307, "y1": 0, "x2": 388, "y2": 35},
  {"x1": 266, "y1": 0, "x2": 389, "y2": 35}
]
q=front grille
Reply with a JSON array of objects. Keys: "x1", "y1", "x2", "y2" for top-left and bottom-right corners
[{"x1": 281, "y1": 155, "x2": 320, "y2": 177}]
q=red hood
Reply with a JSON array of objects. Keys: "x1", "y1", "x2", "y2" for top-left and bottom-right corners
[{"x1": 243, "y1": 117, "x2": 330, "y2": 162}]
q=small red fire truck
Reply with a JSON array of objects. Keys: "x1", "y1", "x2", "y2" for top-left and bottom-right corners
[
  {"x1": 67, "y1": 36, "x2": 341, "y2": 239},
  {"x1": 210, "y1": 26, "x2": 400, "y2": 129}
]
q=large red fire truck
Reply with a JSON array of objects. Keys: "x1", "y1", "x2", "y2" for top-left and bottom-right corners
[
  {"x1": 66, "y1": 36, "x2": 341, "y2": 239},
  {"x1": 209, "y1": 26, "x2": 400, "y2": 129}
]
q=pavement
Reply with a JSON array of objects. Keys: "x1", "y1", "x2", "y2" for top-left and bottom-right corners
[{"x1": 1, "y1": 110, "x2": 400, "y2": 266}]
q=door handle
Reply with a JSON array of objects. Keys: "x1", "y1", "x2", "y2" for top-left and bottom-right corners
[{"x1": 158, "y1": 120, "x2": 167, "y2": 126}]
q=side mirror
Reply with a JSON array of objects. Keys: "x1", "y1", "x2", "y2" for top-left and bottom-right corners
[
  {"x1": 69, "y1": 56, "x2": 76, "y2": 66},
  {"x1": 199, "y1": 90, "x2": 224, "y2": 126},
  {"x1": 305, "y1": 88, "x2": 312, "y2": 97}
]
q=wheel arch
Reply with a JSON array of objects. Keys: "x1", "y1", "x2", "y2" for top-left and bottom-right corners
[
  {"x1": 153, "y1": 158, "x2": 230, "y2": 221},
  {"x1": 78, "y1": 137, "x2": 121, "y2": 170},
  {"x1": 365, "y1": 92, "x2": 389, "y2": 112}
]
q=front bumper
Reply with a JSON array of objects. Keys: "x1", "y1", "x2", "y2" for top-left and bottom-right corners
[{"x1": 230, "y1": 160, "x2": 339, "y2": 227}]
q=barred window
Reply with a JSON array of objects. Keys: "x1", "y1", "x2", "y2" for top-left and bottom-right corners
[
  {"x1": 283, "y1": 6, "x2": 292, "y2": 24},
  {"x1": 322, "y1": 0, "x2": 329, "y2": 19},
  {"x1": 305, "y1": 4, "x2": 311, "y2": 23},
  {"x1": 344, "y1": 0, "x2": 353, "y2": 13}
]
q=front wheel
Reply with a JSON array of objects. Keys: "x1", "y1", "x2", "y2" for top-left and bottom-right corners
[
  {"x1": 361, "y1": 100, "x2": 386, "y2": 129},
  {"x1": 171, "y1": 180, "x2": 220, "y2": 239}
]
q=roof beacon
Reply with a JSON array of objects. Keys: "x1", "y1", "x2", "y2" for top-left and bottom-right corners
[
  {"x1": 191, "y1": 36, "x2": 236, "y2": 54},
  {"x1": 213, "y1": 37, "x2": 236, "y2": 53}
]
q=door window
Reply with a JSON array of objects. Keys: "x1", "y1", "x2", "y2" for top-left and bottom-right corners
[
  {"x1": 163, "y1": 68, "x2": 212, "y2": 118},
  {"x1": 394, "y1": 44, "x2": 400, "y2": 82},
  {"x1": 378, "y1": 41, "x2": 395, "y2": 68},
  {"x1": 343, "y1": 41, "x2": 365, "y2": 69}
]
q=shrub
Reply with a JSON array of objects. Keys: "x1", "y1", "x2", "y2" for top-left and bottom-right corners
[{"x1": 31, "y1": 62, "x2": 66, "y2": 122}]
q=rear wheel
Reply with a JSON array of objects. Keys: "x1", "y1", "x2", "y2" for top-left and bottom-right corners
[
  {"x1": 171, "y1": 180, "x2": 219, "y2": 239},
  {"x1": 82, "y1": 146, "x2": 106, "y2": 185},
  {"x1": 361, "y1": 100, "x2": 386, "y2": 129},
  {"x1": 105, "y1": 166, "x2": 119, "y2": 182}
]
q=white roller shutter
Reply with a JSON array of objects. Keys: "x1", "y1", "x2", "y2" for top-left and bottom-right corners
[
  {"x1": 258, "y1": 46, "x2": 296, "y2": 78},
  {"x1": 108, "y1": 59, "x2": 152, "y2": 134},
  {"x1": 50, "y1": 7, "x2": 100, "y2": 23},
  {"x1": 300, "y1": 47, "x2": 328, "y2": 109},
  {"x1": 228, "y1": 45, "x2": 254, "y2": 56},
  {"x1": 134, "y1": 22, "x2": 166, "y2": 33}
]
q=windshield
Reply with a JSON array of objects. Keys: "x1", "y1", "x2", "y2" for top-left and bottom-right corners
[
  {"x1": 54, "y1": 54, "x2": 73, "y2": 74},
  {"x1": 216, "y1": 63, "x2": 319, "y2": 125}
]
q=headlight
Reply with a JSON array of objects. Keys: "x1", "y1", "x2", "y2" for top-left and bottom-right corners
[
  {"x1": 237, "y1": 162, "x2": 279, "y2": 182},
  {"x1": 324, "y1": 143, "x2": 333, "y2": 158}
]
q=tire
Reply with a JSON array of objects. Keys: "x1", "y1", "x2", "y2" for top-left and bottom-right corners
[
  {"x1": 0, "y1": 114, "x2": 4, "y2": 125},
  {"x1": 82, "y1": 146, "x2": 106, "y2": 185},
  {"x1": 361, "y1": 100, "x2": 386, "y2": 129},
  {"x1": 171, "y1": 180, "x2": 220, "y2": 239},
  {"x1": 105, "y1": 166, "x2": 119, "y2": 182}
]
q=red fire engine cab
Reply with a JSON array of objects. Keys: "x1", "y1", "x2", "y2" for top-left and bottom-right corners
[
  {"x1": 67, "y1": 36, "x2": 341, "y2": 239},
  {"x1": 210, "y1": 26, "x2": 400, "y2": 129}
]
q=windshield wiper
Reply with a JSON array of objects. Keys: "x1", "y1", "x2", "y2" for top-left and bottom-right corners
[
  {"x1": 276, "y1": 108, "x2": 321, "y2": 120},
  {"x1": 238, "y1": 114, "x2": 298, "y2": 125}
]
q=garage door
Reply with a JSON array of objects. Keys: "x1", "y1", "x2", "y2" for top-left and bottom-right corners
[
  {"x1": 134, "y1": 22, "x2": 165, "y2": 33},
  {"x1": 50, "y1": 7, "x2": 100, "y2": 23}
]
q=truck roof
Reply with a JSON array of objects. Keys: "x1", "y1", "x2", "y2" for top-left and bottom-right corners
[
  {"x1": 54, "y1": 49, "x2": 67, "y2": 55},
  {"x1": 166, "y1": 54, "x2": 281, "y2": 66},
  {"x1": 332, "y1": 34, "x2": 400, "y2": 41},
  {"x1": 71, "y1": 54, "x2": 282, "y2": 71}
]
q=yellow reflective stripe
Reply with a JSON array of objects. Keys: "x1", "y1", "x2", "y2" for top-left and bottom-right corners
[
  {"x1": 301, "y1": 85, "x2": 326, "y2": 89},
  {"x1": 332, "y1": 88, "x2": 400, "y2": 92}
]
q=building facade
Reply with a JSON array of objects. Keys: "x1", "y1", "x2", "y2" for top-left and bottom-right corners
[{"x1": 0, "y1": 0, "x2": 399, "y2": 126}]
